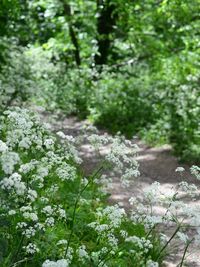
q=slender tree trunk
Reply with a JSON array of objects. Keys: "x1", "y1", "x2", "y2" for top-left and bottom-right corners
[
  {"x1": 61, "y1": 1, "x2": 81, "y2": 66},
  {"x1": 95, "y1": 0, "x2": 116, "y2": 65}
]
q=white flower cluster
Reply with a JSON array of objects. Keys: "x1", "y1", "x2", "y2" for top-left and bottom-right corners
[
  {"x1": 42, "y1": 259, "x2": 69, "y2": 267},
  {"x1": 88, "y1": 205, "x2": 126, "y2": 253},
  {"x1": 23, "y1": 243, "x2": 39, "y2": 254},
  {"x1": 3, "y1": 108, "x2": 44, "y2": 150},
  {"x1": 129, "y1": 164, "x2": 200, "y2": 261},
  {"x1": 56, "y1": 163, "x2": 77, "y2": 181},
  {"x1": 20, "y1": 205, "x2": 38, "y2": 222},
  {"x1": 101, "y1": 205, "x2": 126, "y2": 228},
  {"x1": 125, "y1": 236, "x2": 153, "y2": 253},
  {"x1": 0, "y1": 140, "x2": 8, "y2": 152},
  {"x1": 0, "y1": 108, "x2": 81, "y2": 262},
  {"x1": 56, "y1": 131, "x2": 82, "y2": 164},
  {"x1": 19, "y1": 160, "x2": 38, "y2": 174},
  {"x1": 89, "y1": 205, "x2": 125, "y2": 232},
  {"x1": 146, "y1": 259, "x2": 159, "y2": 267},
  {"x1": 1, "y1": 152, "x2": 20, "y2": 174},
  {"x1": 0, "y1": 172, "x2": 26, "y2": 196},
  {"x1": 178, "y1": 181, "x2": 198, "y2": 198},
  {"x1": 77, "y1": 245, "x2": 89, "y2": 262},
  {"x1": 42, "y1": 205, "x2": 66, "y2": 221},
  {"x1": 190, "y1": 165, "x2": 200, "y2": 180},
  {"x1": 86, "y1": 131, "x2": 140, "y2": 188},
  {"x1": 88, "y1": 134, "x2": 110, "y2": 150}
]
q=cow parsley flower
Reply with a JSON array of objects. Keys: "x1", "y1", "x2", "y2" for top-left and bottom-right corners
[
  {"x1": 42, "y1": 205, "x2": 54, "y2": 216},
  {"x1": 146, "y1": 259, "x2": 159, "y2": 267},
  {"x1": 1, "y1": 152, "x2": 20, "y2": 174},
  {"x1": 77, "y1": 245, "x2": 89, "y2": 262},
  {"x1": 56, "y1": 164, "x2": 76, "y2": 181},
  {"x1": 22, "y1": 226, "x2": 36, "y2": 238},
  {"x1": 45, "y1": 217, "x2": 55, "y2": 227},
  {"x1": 23, "y1": 243, "x2": 39, "y2": 254},
  {"x1": 42, "y1": 259, "x2": 69, "y2": 267},
  {"x1": 175, "y1": 167, "x2": 185, "y2": 172},
  {"x1": 57, "y1": 239, "x2": 68, "y2": 246},
  {"x1": 8, "y1": 210, "x2": 16, "y2": 215},
  {"x1": 0, "y1": 140, "x2": 8, "y2": 152},
  {"x1": 44, "y1": 138, "x2": 55, "y2": 149},
  {"x1": 0, "y1": 172, "x2": 26, "y2": 196},
  {"x1": 27, "y1": 189, "x2": 38, "y2": 202},
  {"x1": 190, "y1": 165, "x2": 200, "y2": 180}
]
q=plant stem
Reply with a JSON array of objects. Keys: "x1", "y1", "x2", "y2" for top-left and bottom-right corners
[
  {"x1": 156, "y1": 225, "x2": 181, "y2": 261},
  {"x1": 64, "y1": 165, "x2": 104, "y2": 257},
  {"x1": 9, "y1": 235, "x2": 25, "y2": 267},
  {"x1": 179, "y1": 239, "x2": 193, "y2": 267}
]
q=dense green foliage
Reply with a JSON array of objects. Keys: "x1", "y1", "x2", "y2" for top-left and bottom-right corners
[{"x1": 0, "y1": 0, "x2": 199, "y2": 161}]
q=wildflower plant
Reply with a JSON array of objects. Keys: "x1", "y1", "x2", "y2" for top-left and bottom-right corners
[
  {"x1": 0, "y1": 107, "x2": 162, "y2": 267},
  {"x1": 129, "y1": 168, "x2": 200, "y2": 266}
]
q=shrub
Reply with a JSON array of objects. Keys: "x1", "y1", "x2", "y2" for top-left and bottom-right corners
[
  {"x1": 0, "y1": 38, "x2": 35, "y2": 111},
  {"x1": 1, "y1": 43, "x2": 199, "y2": 161}
]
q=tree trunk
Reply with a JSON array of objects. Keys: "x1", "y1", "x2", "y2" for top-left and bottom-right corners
[
  {"x1": 95, "y1": 0, "x2": 116, "y2": 65},
  {"x1": 61, "y1": 1, "x2": 81, "y2": 66}
]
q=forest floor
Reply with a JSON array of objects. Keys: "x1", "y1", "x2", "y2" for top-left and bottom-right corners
[{"x1": 38, "y1": 108, "x2": 200, "y2": 267}]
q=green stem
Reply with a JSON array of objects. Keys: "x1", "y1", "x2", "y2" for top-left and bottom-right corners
[
  {"x1": 145, "y1": 224, "x2": 156, "y2": 239},
  {"x1": 97, "y1": 246, "x2": 124, "y2": 267},
  {"x1": 156, "y1": 224, "x2": 181, "y2": 261},
  {"x1": 179, "y1": 239, "x2": 193, "y2": 267},
  {"x1": 64, "y1": 165, "x2": 104, "y2": 257},
  {"x1": 9, "y1": 235, "x2": 25, "y2": 267}
]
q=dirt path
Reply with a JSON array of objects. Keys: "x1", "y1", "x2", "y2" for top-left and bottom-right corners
[{"x1": 39, "y1": 111, "x2": 200, "y2": 267}]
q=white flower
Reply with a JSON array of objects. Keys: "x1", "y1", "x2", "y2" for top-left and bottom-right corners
[
  {"x1": 146, "y1": 259, "x2": 159, "y2": 267},
  {"x1": 45, "y1": 217, "x2": 55, "y2": 227},
  {"x1": 56, "y1": 131, "x2": 66, "y2": 139},
  {"x1": 0, "y1": 140, "x2": 8, "y2": 152},
  {"x1": 57, "y1": 208, "x2": 66, "y2": 219},
  {"x1": 19, "y1": 160, "x2": 37, "y2": 174},
  {"x1": 44, "y1": 138, "x2": 55, "y2": 149},
  {"x1": 0, "y1": 172, "x2": 26, "y2": 196},
  {"x1": 120, "y1": 230, "x2": 128, "y2": 238},
  {"x1": 42, "y1": 259, "x2": 69, "y2": 267},
  {"x1": 23, "y1": 243, "x2": 39, "y2": 254},
  {"x1": 77, "y1": 245, "x2": 89, "y2": 261},
  {"x1": 47, "y1": 184, "x2": 59, "y2": 194},
  {"x1": 179, "y1": 181, "x2": 198, "y2": 197},
  {"x1": 129, "y1": 197, "x2": 137, "y2": 206},
  {"x1": 144, "y1": 181, "x2": 160, "y2": 204},
  {"x1": 23, "y1": 212, "x2": 38, "y2": 222},
  {"x1": 57, "y1": 239, "x2": 68, "y2": 246},
  {"x1": 1, "y1": 152, "x2": 20, "y2": 174},
  {"x1": 126, "y1": 236, "x2": 153, "y2": 253},
  {"x1": 22, "y1": 227, "x2": 36, "y2": 238},
  {"x1": 56, "y1": 164, "x2": 76, "y2": 181},
  {"x1": 37, "y1": 166, "x2": 49, "y2": 178},
  {"x1": 175, "y1": 167, "x2": 185, "y2": 172},
  {"x1": 8, "y1": 210, "x2": 16, "y2": 215},
  {"x1": 16, "y1": 222, "x2": 28, "y2": 229},
  {"x1": 107, "y1": 233, "x2": 118, "y2": 248},
  {"x1": 19, "y1": 137, "x2": 32, "y2": 149},
  {"x1": 27, "y1": 189, "x2": 38, "y2": 202},
  {"x1": 102, "y1": 205, "x2": 126, "y2": 228},
  {"x1": 42, "y1": 205, "x2": 54, "y2": 216},
  {"x1": 190, "y1": 165, "x2": 200, "y2": 180}
]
